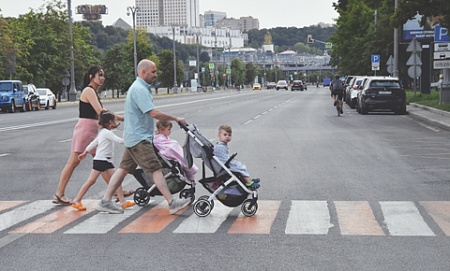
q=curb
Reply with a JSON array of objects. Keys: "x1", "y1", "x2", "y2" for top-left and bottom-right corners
[{"x1": 407, "y1": 103, "x2": 450, "y2": 131}]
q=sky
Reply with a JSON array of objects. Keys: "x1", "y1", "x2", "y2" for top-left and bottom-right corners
[{"x1": 0, "y1": 0, "x2": 338, "y2": 29}]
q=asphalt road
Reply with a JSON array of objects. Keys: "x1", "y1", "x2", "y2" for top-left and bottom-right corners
[{"x1": 0, "y1": 87, "x2": 449, "y2": 270}]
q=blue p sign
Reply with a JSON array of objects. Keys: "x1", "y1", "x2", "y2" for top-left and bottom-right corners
[
  {"x1": 435, "y1": 26, "x2": 450, "y2": 42},
  {"x1": 371, "y1": 55, "x2": 380, "y2": 63}
]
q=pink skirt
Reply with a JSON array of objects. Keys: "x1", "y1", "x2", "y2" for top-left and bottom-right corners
[{"x1": 71, "y1": 118, "x2": 99, "y2": 155}]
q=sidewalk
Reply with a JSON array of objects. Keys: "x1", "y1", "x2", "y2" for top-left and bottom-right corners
[{"x1": 407, "y1": 103, "x2": 450, "y2": 131}]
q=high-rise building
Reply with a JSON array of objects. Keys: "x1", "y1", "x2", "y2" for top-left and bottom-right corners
[
  {"x1": 135, "y1": 0, "x2": 199, "y2": 27},
  {"x1": 216, "y1": 16, "x2": 259, "y2": 32},
  {"x1": 203, "y1": 10, "x2": 226, "y2": 27}
]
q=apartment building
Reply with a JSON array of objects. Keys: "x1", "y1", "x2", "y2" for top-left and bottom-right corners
[{"x1": 135, "y1": 0, "x2": 199, "y2": 27}]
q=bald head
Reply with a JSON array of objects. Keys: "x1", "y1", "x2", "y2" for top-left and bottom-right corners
[{"x1": 137, "y1": 59, "x2": 157, "y2": 84}]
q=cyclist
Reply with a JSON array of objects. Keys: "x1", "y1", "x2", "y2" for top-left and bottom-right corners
[{"x1": 330, "y1": 74, "x2": 344, "y2": 114}]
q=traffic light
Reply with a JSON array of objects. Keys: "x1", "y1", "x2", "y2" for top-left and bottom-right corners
[{"x1": 307, "y1": 35, "x2": 313, "y2": 43}]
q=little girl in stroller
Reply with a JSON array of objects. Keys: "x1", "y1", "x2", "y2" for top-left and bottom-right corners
[
  {"x1": 180, "y1": 122, "x2": 259, "y2": 217},
  {"x1": 132, "y1": 121, "x2": 197, "y2": 206}
]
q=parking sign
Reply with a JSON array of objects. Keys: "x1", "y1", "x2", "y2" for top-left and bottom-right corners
[
  {"x1": 435, "y1": 25, "x2": 450, "y2": 42},
  {"x1": 371, "y1": 55, "x2": 380, "y2": 64}
]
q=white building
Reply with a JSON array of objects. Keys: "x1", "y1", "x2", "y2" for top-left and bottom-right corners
[
  {"x1": 135, "y1": 0, "x2": 200, "y2": 28},
  {"x1": 147, "y1": 26, "x2": 244, "y2": 48},
  {"x1": 203, "y1": 10, "x2": 226, "y2": 27}
]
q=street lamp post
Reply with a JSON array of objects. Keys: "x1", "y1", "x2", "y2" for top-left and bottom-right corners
[
  {"x1": 127, "y1": 6, "x2": 140, "y2": 78},
  {"x1": 172, "y1": 26, "x2": 178, "y2": 94},
  {"x1": 67, "y1": 0, "x2": 77, "y2": 101}
]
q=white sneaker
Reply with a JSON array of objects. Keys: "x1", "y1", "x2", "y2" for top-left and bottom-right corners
[
  {"x1": 169, "y1": 198, "x2": 190, "y2": 214},
  {"x1": 95, "y1": 200, "x2": 124, "y2": 214}
]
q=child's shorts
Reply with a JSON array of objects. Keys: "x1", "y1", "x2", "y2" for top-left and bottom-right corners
[{"x1": 93, "y1": 160, "x2": 114, "y2": 172}]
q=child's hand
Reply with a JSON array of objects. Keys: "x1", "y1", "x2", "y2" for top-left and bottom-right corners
[{"x1": 78, "y1": 153, "x2": 86, "y2": 161}]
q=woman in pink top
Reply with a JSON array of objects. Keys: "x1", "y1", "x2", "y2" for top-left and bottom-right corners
[{"x1": 153, "y1": 120, "x2": 198, "y2": 182}]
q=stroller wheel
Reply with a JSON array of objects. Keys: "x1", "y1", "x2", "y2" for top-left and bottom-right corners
[
  {"x1": 198, "y1": 195, "x2": 214, "y2": 209},
  {"x1": 134, "y1": 187, "x2": 150, "y2": 206},
  {"x1": 193, "y1": 197, "x2": 212, "y2": 217},
  {"x1": 179, "y1": 189, "x2": 195, "y2": 205},
  {"x1": 241, "y1": 199, "x2": 258, "y2": 217}
]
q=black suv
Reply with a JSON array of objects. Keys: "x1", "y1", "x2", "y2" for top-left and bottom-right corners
[
  {"x1": 357, "y1": 77, "x2": 406, "y2": 115},
  {"x1": 291, "y1": 80, "x2": 306, "y2": 91}
]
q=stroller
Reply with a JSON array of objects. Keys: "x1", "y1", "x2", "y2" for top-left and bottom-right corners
[
  {"x1": 180, "y1": 122, "x2": 258, "y2": 217},
  {"x1": 132, "y1": 143, "x2": 196, "y2": 206}
]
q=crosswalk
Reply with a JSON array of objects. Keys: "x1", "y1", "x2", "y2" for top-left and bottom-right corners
[{"x1": 1, "y1": 200, "x2": 449, "y2": 236}]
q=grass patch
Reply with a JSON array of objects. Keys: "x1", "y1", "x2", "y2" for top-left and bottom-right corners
[{"x1": 406, "y1": 90, "x2": 450, "y2": 112}]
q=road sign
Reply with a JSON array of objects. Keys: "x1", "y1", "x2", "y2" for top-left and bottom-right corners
[
  {"x1": 406, "y1": 54, "x2": 422, "y2": 65},
  {"x1": 406, "y1": 38, "x2": 422, "y2": 52},
  {"x1": 201, "y1": 67, "x2": 205, "y2": 73},
  {"x1": 209, "y1": 63, "x2": 214, "y2": 69},
  {"x1": 372, "y1": 66, "x2": 380, "y2": 71},
  {"x1": 326, "y1": 42, "x2": 332, "y2": 49},
  {"x1": 435, "y1": 25, "x2": 450, "y2": 42},
  {"x1": 386, "y1": 55, "x2": 394, "y2": 74},
  {"x1": 434, "y1": 60, "x2": 450, "y2": 69},
  {"x1": 371, "y1": 55, "x2": 380, "y2": 63},
  {"x1": 434, "y1": 51, "x2": 450, "y2": 60},
  {"x1": 434, "y1": 42, "x2": 450, "y2": 52},
  {"x1": 226, "y1": 69, "x2": 231, "y2": 74},
  {"x1": 408, "y1": 65, "x2": 422, "y2": 78}
]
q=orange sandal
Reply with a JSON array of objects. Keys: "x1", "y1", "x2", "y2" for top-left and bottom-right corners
[
  {"x1": 72, "y1": 203, "x2": 86, "y2": 211},
  {"x1": 121, "y1": 201, "x2": 136, "y2": 209}
]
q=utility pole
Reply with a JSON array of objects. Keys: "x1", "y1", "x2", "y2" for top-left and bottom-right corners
[
  {"x1": 172, "y1": 26, "x2": 178, "y2": 94},
  {"x1": 393, "y1": 0, "x2": 399, "y2": 78}
]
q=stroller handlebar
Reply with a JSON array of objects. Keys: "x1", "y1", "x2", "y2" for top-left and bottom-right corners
[{"x1": 178, "y1": 121, "x2": 189, "y2": 131}]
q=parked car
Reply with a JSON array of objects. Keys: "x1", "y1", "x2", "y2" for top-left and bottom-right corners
[
  {"x1": 291, "y1": 80, "x2": 306, "y2": 91},
  {"x1": 357, "y1": 77, "x2": 406, "y2": 115},
  {"x1": 37, "y1": 88, "x2": 57, "y2": 110},
  {"x1": 266, "y1": 82, "x2": 275, "y2": 89},
  {"x1": 0, "y1": 80, "x2": 26, "y2": 113},
  {"x1": 346, "y1": 76, "x2": 365, "y2": 109},
  {"x1": 276, "y1": 80, "x2": 288, "y2": 90},
  {"x1": 252, "y1": 83, "x2": 261, "y2": 90},
  {"x1": 23, "y1": 84, "x2": 40, "y2": 111}
]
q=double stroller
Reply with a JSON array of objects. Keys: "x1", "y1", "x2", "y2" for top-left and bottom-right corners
[
  {"x1": 180, "y1": 122, "x2": 258, "y2": 217},
  {"x1": 132, "y1": 144, "x2": 196, "y2": 207}
]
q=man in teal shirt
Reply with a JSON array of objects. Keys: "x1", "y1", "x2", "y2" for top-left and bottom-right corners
[{"x1": 96, "y1": 59, "x2": 190, "y2": 214}]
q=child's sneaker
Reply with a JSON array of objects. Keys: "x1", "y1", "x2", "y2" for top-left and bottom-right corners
[
  {"x1": 246, "y1": 181, "x2": 260, "y2": 189},
  {"x1": 252, "y1": 178, "x2": 260, "y2": 183},
  {"x1": 121, "y1": 201, "x2": 136, "y2": 209}
]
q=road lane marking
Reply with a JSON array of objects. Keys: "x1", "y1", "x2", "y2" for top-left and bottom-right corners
[
  {"x1": 335, "y1": 201, "x2": 384, "y2": 236},
  {"x1": 0, "y1": 200, "x2": 55, "y2": 232},
  {"x1": 285, "y1": 200, "x2": 333, "y2": 235},
  {"x1": 228, "y1": 200, "x2": 280, "y2": 234},
  {"x1": 10, "y1": 200, "x2": 98, "y2": 234},
  {"x1": 380, "y1": 201, "x2": 435, "y2": 236},
  {"x1": 419, "y1": 201, "x2": 450, "y2": 236},
  {"x1": 119, "y1": 201, "x2": 183, "y2": 233},
  {"x1": 0, "y1": 153, "x2": 11, "y2": 157},
  {"x1": 174, "y1": 201, "x2": 233, "y2": 233},
  {"x1": 0, "y1": 201, "x2": 27, "y2": 212},
  {"x1": 64, "y1": 204, "x2": 141, "y2": 234}
]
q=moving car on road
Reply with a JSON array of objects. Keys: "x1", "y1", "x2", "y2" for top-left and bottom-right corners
[
  {"x1": 291, "y1": 80, "x2": 306, "y2": 91},
  {"x1": 252, "y1": 83, "x2": 261, "y2": 90},
  {"x1": 276, "y1": 80, "x2": 288, "y2": 90},
  {"x1": 37, "y1": 88, "x2": 57, "y2": 110}
]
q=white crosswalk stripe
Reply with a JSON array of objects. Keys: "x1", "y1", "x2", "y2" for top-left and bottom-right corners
[
  {"x1": 285, "y1": 200, "x2": 334, "y2": 235},
  {"x1": 380, "y1": 201, "x2": 435, "y2": 236}
]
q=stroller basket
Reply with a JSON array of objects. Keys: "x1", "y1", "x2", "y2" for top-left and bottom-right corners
[{"x1": 199, "y1": 176, "x2": 247, "y2": 207}]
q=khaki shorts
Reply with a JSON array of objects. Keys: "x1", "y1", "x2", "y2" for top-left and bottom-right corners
[{"x1": 119, "y1": 140, "x2": 162, "y2": 174}]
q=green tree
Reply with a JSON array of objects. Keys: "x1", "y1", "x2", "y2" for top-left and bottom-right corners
[
  {"x1": 391, "y1": 0, "x2": 450, "y2": 29},
  {"x1": 102, "y1": 44, "x2": 133, "y2": 98},
  {"x1": 244, "y1": 63, "x2": 257, "y2": 85},
  {"x1": 231, "y1": 58, "x2": 244, "y2": 85},
  {"x1": 157, "y1": 49, "x2": 183, "y2": 92}
]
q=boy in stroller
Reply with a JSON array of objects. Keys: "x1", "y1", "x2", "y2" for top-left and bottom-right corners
[
  {"x1": 214, "y1": 124, "x2": 260, "y2": 189},
  {"x1": 181, "y1": 122, "x2": 259, "y2": 217}
]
